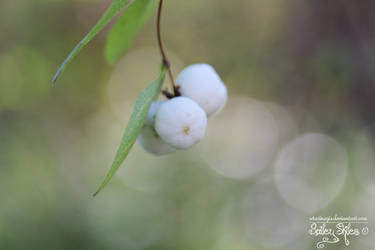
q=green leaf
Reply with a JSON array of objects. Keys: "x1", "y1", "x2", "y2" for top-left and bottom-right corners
[
  {"x1": 106, "y1": 0, "x2": 157, "y2": 64},
  {"x1": 93, "y1": 66, "x2": 167, "y2": 196},
  {"x1": 52, "y1": 0, "x2": 134, "y2": 84}
]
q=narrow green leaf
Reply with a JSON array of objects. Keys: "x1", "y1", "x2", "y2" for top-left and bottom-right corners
[
  {"x1": 93, "y1": 66, "x2": 167, "y2": 196},
  {"x1": 105, "y1": 0, "x2": 157, "y2": 64},
  {"x1": 52, "y1": 0, "x2": 134, "y2": 84}
]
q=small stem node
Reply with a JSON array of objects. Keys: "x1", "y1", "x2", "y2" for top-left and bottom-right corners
[{"x1": 162, "y1": 58, "x2": 170, "y2": 68}]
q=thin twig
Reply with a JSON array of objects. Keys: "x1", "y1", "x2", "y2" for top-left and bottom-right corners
[{"x1": 156, "y1": 0, "x2": 177, "y2": 95}]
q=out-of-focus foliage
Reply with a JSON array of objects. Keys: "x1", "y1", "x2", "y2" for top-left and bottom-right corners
[
  {"x1": 105, "y1": 0, "x2": 158, "y2": 64},
  {"x1": 1, "y1": 0, "x2": 375, "y2": 249}
]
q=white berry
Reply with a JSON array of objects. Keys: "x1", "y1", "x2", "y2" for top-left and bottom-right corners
[
  {"x1": 176, "y1": 63, "x2": 227, "y2": 117},
  {"x1": 137, "y1": 126, "x2": 176, "y2": 155},
  {"x1": 144, "y1": 101, "x2": 162, "y2": 126},
  {"x1": 155, "y1": 97, "x2": 207, "y2": 149}
]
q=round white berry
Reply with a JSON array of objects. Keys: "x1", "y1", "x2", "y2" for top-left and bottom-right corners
[
  {"x1": 137, "y1": 126, "x2": 176, "y2": 155},
  {"x1": 145, "y1": 101, "x2": 162, "y2": 126},
  {"x1": 176, "y1": 63, "x2": 227, "y2": 117},
  {"x1": 155, "y1": 96, "x2": 207, "y2": 149}
]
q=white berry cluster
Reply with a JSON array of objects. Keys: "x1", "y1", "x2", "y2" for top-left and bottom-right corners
[{"x1": 137, "y1": 63, "x2": 227, "y2": 155}]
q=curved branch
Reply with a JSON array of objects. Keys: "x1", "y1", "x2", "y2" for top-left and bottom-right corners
[{"x1": 156, "y1": 0, "x2": 177, "y2": 95}]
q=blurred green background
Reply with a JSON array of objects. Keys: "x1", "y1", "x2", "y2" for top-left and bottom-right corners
[{"x1": 1, "y1": 0, "x2": 375, "y2": 249}]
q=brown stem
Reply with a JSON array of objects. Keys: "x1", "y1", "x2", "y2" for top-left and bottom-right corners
[{"x1": 157, "y1": 0, "x2": 177, "y2": 95}]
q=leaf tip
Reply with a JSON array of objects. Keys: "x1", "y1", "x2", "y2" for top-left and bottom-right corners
[
  {"x1": 93, "y1": 184, "x2": 105, "y2": 197},
  {"x1": 52, "y1": 67, "x2": 62, "y2": 85},
  {"x1": 93, "y1": 185, "x2": 104, "y2": 197}
]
